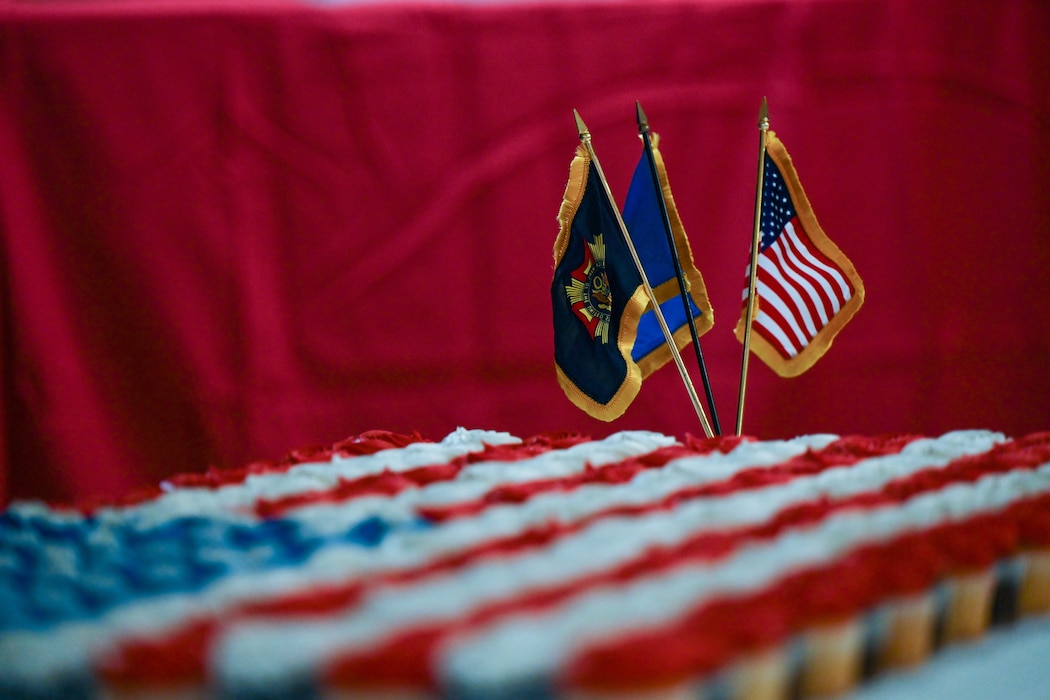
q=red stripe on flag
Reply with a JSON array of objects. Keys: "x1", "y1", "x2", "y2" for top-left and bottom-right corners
[
  {"x1": 254, "y1": 432, "x2": 592, "y2": 518},
  {"x1": 567, "y1": 490, "x2": 1050, "y2": 690},
  {"x1": 757, "y1": 259, "x2": 811, "y2": 346},
  {"x1": 775, "y1": 228, "x2": 842, "y2": 322},
  {"x1": 765, "y1": 239, "x2": 825, "y2": 331},
  {"x1": 417, "y1": 434, "x2": 747, "y2": 522},
  {"x1": 324, "y1": 434, "x2": 1050, "y2": 691},
  {"x1": 777, "y1": 224, "x2": 841, "y2": 319},
  {"x1": 749, "y1": 282, "x2": 802, "y2": 358},
  {"x1": 781, "y1": 219, "x2": 853, "y2": 305},
  {"x1": 98, "y1": 434, "x2": 917, "y2": 688},
  {"x1": 70, "y1": 431, "x2": 433, "y2": 515}
]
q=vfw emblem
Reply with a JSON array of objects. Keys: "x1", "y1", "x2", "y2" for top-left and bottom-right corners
[{"x1": 565, "y1": 233, "x2": 612, "y2": 344}]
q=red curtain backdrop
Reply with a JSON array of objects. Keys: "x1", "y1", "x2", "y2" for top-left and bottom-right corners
[{"x1": 1, "y1": 0, "x2": 1048, "y2": 504}]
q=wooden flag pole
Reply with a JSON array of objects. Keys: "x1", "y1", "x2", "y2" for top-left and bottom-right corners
[
  {"x1": 574, "y1": 110, "x2": 714, "y2": 438},
  {"x1": 635, "y1": 101, "x2": 722, "y2": 436},
  {"x1": 736, "y1": 97, "x2": 770, "y2": 436}
]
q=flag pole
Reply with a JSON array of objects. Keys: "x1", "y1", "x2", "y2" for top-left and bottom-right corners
[
  {"x1": 635, "y1": 101, "x2": 722, "y2": 436},
  {"x1": 735, "y1": 97, "x2": 770, "y2": 436},
  {"x1": 574, "y1": 109, "x2": 714, "y2": 438}
]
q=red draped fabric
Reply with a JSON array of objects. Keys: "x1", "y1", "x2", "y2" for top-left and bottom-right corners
[{"x1": 1, "y1": 0, "x2": 1048, "y2": 504}]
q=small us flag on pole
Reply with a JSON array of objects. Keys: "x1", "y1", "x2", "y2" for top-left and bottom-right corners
[{"x1": 735, "y1": 130, "x2": 864, "y2": 377}]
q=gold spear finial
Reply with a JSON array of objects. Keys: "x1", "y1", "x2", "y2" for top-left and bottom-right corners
[
  {"x1": 573, "y1": 109, "x2": 590, "y2": 141},
  {"x1": 759, "y1": 96, "x2": 769, "y2": 129},
  {"x1": 635, "y1": 100, "x2": 650, "y2": 133}
]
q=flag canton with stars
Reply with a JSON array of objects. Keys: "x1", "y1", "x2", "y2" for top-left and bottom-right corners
[{"x1": 760, "y1": 154, "x2": 796, "y2": 250}]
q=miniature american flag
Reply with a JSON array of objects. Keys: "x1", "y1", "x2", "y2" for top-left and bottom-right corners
[{"x1": 736, "y1": 131, "x2": 864, "y2": 377}]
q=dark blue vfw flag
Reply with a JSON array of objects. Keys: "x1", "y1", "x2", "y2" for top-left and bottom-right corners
[
  {"x1": 553, "y1": 144, "x2": 648, "y2": 421},
  {"x1": 622, "y1": 135, "x2": 713, "y2": 378}
]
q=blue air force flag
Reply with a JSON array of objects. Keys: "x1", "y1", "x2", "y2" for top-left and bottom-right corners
[{"x1": 622, "y1": 136, "x2": 713, "y2": 378}]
